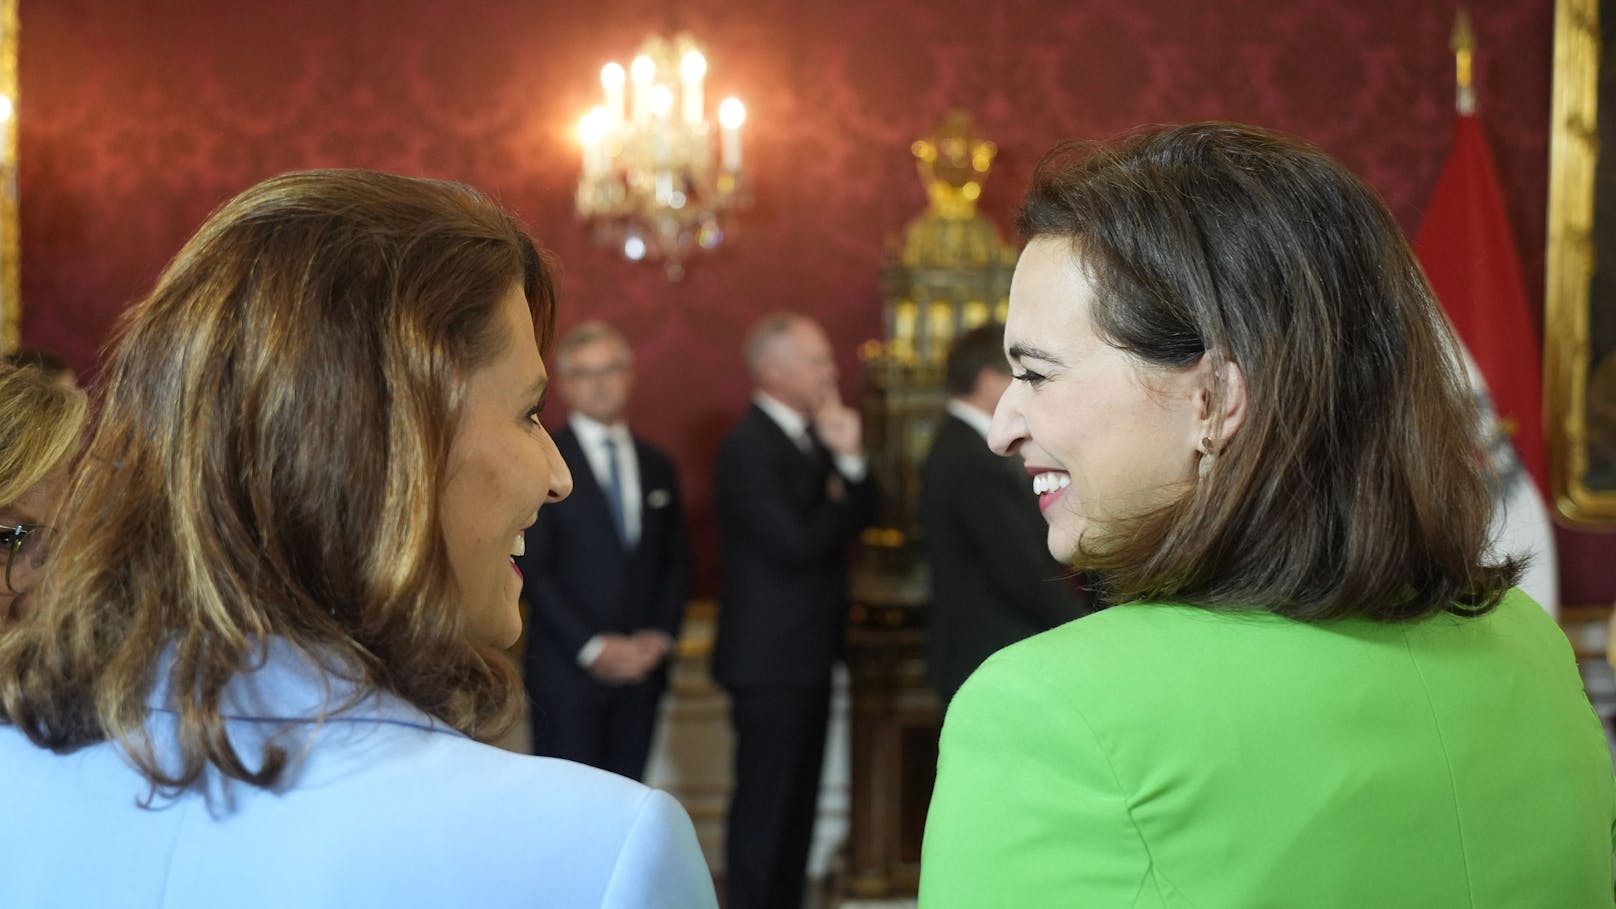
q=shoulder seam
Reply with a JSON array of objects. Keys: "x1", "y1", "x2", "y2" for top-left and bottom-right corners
[
  {"x1": 1040, "y1": 667, "x2": 1171, "y2": 902},
  {"x1": 1399, "y1": 627, "x2": 1477, "y2": 907}
]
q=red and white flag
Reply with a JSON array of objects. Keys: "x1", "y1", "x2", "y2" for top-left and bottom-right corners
[{"x1": 1413, "y1": 113, "x2": 1558, "y2": 616}]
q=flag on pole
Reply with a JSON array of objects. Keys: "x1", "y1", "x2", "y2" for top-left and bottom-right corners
[
  {"x1": 1411, "y1": 13, "x2": 1557, "y2": 616},
  {"x1": 1414, "y1": 115, "x2": 1548, "y2": 493}
]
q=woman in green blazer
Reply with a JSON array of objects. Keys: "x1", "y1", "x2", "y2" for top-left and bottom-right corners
[{"x1": 919, "y1": 123, "x2": 1615, "y2": 907}]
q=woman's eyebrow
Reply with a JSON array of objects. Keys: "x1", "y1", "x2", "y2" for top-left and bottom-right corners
[{"x1": 1007, "y1": 343, "x2": 1064, "y2": 365}]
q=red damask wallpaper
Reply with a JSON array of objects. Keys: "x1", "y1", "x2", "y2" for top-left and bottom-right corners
[{"x1": 19, "y1": 0, "x2": 1611, "y2": 601}]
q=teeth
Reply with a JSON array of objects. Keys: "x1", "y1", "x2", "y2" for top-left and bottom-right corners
[
  {"x1": 510, "y1": 532, "x2": 525, "y2": 558},
  {"x1": 1032, "y1": 472, "x2": 1071, "y2": 496}
]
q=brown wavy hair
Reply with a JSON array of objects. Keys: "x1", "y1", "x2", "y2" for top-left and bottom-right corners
[
  {"x1": 0, "y1": 361, "x2": 87, "y2": 509},
  {"x1": 1017, "y1": 122, "x2": 1519, "y2": 622},
  {"x1": 0, "y1": 169, "x2": 555, "y2": 793}
]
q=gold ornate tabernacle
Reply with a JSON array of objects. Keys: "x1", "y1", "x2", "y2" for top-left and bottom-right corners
[
  {"x1": 857, "y1": 110, "x2": 1017, "y2": 608},
  {"x1": 846, "y1": 113, "x2": 1021, "y2": 900}
]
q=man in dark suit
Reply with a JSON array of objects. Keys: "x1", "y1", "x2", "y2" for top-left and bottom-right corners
[
  {"x1": 921, "y1": 323, "x2": 1091, "y2": 706},
  {"x1": 516, "y1": 321, "x2": 690, "y2": 781},
  {"x1": 712, "y1": 313, "x2": 874, "y2": 909}
]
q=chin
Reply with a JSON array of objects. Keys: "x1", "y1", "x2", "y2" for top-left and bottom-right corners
[
  {"x1": 467, "y1": 599, "x2": 523, "y2": 649},
  {"x1": 1047, "y1": 522, "x2": 1088, "y2": 567},
  {"x1": 490, "y1": 606, "x2": 523, "y2": 648}
]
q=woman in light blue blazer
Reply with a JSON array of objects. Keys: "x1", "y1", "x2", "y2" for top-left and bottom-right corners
[{"x1": 0, "y1": 170, "x2": 717, "y2": 908}]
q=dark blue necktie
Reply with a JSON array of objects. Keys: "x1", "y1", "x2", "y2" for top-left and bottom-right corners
[{"x1": 602, "y1": 435, "x2": 629, "y2": 543}]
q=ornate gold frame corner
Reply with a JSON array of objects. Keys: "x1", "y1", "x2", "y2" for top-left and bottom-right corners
[
  {"x1": 0, "y1": 0, "x2": 18, "y2": 353},
  {"x1": 1545, "y1": 0, "x2": 1616, "y2": 525}
]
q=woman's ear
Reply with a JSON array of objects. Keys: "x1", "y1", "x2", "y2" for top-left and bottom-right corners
[{"x1": 1191, "y1": 353, "x2": 1247, "y2": 453}]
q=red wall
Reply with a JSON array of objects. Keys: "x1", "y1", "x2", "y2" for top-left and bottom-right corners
[{"x1": 19, "y1": 0, "x2": 1612, "y2": 603}]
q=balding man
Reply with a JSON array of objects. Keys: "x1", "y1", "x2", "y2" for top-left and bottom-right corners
[{"x1": 712, "y1": 313, "x2": 874, "y2": 909}]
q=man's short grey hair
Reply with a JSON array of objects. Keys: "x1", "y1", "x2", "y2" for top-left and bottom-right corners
[
  {"x1": 557, "y1": 320, "x2": 633, "y2": 374},
  {"x1": 743, "y1": 312, "x2": 807, "y2": 380}
]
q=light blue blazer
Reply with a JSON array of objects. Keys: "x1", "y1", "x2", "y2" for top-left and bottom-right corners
[{"x1": 1, "y1": 640, "x2": 718, "y2": 908}]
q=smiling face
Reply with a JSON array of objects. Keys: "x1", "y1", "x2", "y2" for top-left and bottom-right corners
[
  {"x1": 440, "y1": 283, "x2": 573, "y2": 647},
  {"x1": 988, "y1": 238, "x2": 1208, "y2": 565}
]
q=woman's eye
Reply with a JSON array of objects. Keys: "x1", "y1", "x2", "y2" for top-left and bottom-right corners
[
  {"x1": 1011, "y1": 370, "x2": 1047, "y2": 386},
  {"x1": 525, "y1": 396, "x2": 547, "y2": 425}
]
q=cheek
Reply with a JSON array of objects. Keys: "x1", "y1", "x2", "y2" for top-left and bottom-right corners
[{"x1": 441, "y1": 447, "x2": 520, "y2": 565}]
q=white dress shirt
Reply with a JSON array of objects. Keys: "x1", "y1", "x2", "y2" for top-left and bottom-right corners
[
  {"x1": 569, "y1": 413, "x2": 643, "y2": 670},
  {"x1": 946, "y1": 398, "x2": 994, "y2": 442},
  {"x1": 570, "y1": 412, "x2": 642, "y2": 546},
  {"x1": 752, "y1": 392, "x2": 868, "y2": 481}
]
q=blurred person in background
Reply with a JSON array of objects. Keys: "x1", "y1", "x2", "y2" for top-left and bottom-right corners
[
  {"x1": 712, "y1": 313, "x2": 874, "y2": 909},
  {"x1": 518, "y1": 320, "x2": 690, "y2": 782},
  {"x1": 920, "y1": 322, "x2": 1092, "y2": 708},
  {"x1": 0, "y1": 361, "x2": 86, "y2": 621}
]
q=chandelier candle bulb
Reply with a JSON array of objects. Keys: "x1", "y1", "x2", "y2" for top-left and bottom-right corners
[
  {"x1": 648, "y1": 85, "x2": 675, "y2": 165},
  {"x1": 579, "y1": 107, "x2": 610, "y2": 177},
  {"x1": 718, "y1": 97, "x2": 745, "y2": 172},
  {"x1": 630, "y1": 55, "x2": 654, "y2": 125},
  {"x1": 0, "y1": 96, "x2": 10, "y2": 169},
  {"x1": 680, "y1": 50, "x2": 706, "y2": 128},
  {"x1": 601, "y1": 63, "x2": 626, "y2": 126},
  {"x1": 576, "y1": 34, "x2": 751, "y2": 278}
]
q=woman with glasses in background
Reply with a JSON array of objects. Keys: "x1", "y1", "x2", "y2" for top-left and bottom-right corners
[{"x1": 0, "y1": 360, "x2": 86, "y2": 620}]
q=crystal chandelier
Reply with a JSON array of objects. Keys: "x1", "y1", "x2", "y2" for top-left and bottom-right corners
[{"x1": 576, "y1": 33, "x2": 748, "y2": 280}]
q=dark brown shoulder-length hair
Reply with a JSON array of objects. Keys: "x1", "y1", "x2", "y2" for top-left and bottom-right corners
[
  {"x1": 1017, "y1": 122, "x2": 1519, "y2": 622},
  {"x1": 0, "y1": 169, "x2": 555, "y2": 793}
]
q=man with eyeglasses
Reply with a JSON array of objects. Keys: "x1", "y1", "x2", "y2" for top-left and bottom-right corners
[{"x1": 513, "y1": 320, "x2": 691, "y2": 782}]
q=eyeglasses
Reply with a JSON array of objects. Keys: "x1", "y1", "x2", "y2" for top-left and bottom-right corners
[
  {"x1": 0, "y1": 523, "x2": 50, "y2": 595},
  {"x1": 564, "y1": 361, "x2": 631, "y2": 382}
]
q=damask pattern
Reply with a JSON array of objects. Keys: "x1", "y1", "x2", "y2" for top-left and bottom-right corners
[{"x1": 21, "y1": 0, "x2": 1595, "y2": 599}]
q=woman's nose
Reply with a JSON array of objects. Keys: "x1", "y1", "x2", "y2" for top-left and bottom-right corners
[
  {"x1": 547, "y1": 442, "x2": 574, "y2": 502},
  {"x1": 987, "y1": 390, "x2": 1025, "y2": 457}
]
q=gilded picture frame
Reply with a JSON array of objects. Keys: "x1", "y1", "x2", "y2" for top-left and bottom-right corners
[
  {"x1": 0, "y1": 0, "x2": 17, "y2": 352},
  {"x1": 1546, "y1": 0, "x2": 1616, "y2": 525}
]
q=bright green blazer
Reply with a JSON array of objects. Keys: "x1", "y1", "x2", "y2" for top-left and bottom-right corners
[{"x1": 920, "y1": 589, "x2": 1615, "y2": 908}]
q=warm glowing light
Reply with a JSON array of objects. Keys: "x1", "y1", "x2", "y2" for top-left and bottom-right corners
[
  {"x1": 578, "y1": 34, "x2": 750, "y2": 278},
  {"x1": 680, "y1": 51, "x2": 707, "y2": 81},
  {"x1": 630, "y1": 55, "x2": 655, "y2": 84},
  {"x1": 578, "y1": 109, "x2": 607, "y2": 143},
  {"x1": 579, "y1": 107, "x2": 610, "y2": 177},
  {"x1": 648, "y1": 85, "x2": 674, "y2": 117},
  {"x1": 578, "y1": 107, "x2": 610, "y2": 144}
]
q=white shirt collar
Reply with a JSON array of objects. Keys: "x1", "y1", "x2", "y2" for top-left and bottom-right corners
[
  {"x1": 570, "y1": 411, "x2": 630, "y2": 447},
  {"x1": 946, "y1": 398, "x2": 993, "y2": 441},
  {"x1": 752, "y1": 391, "x2": 809, "y2": 441}
]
